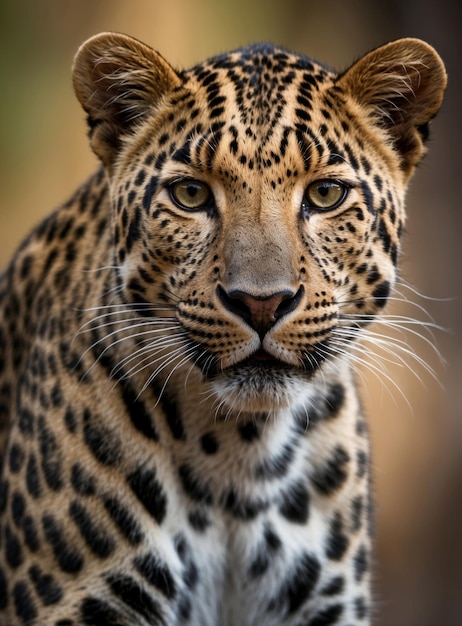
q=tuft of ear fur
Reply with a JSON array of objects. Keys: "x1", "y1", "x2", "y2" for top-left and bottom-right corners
[
  {"x1": 337, "y1": 38, "x2": 447, "y2": 176},
  {"x1": 72, "y1": 32, "x2": 181, "y2": 168}
]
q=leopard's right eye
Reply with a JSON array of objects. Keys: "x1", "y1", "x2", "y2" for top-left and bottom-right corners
[{"x1": 169, "y1": 179, "x2": 213, "y2": 211}]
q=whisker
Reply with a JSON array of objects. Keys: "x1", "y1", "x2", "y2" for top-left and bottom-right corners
[
  {"x1": 325, "y1": 340, "x2": 413, "y2": 411},
  {"x1": 79, "y1": 325, "x2": 183, "y2": 378},
  {"x1": 78, "y1": 318, "x2": 178, "y2": 335},
  {"x1": 115, "y1": 335, "x2": 190, "y2": 381},
  {"x1": 138, "y1": 344, "x2": 199, "y2": 401}
]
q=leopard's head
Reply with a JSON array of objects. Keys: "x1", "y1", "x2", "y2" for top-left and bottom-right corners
[{"x1": 73, "y1": 34, "x2": 446, "y2": 412}]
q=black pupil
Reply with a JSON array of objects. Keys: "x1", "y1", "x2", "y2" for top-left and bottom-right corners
[
  {"x1": 319, "y1": 185, "x2": 330, "y2": 197},
  {"x1": 187, "y1": 184, "x2": 200, "y2": 197}
]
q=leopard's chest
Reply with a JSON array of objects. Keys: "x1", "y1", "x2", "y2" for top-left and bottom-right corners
[
  {"x1": 140, "y1": 380, "x2": 366, "y2": 626},
  {"x1": 160, "y1": 471, "x2": 338, "y2": 626}
]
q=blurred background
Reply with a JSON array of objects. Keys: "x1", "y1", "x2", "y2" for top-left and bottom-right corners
[{"x1": 0, "y1": 1, "x2": 460, "y2": 624}]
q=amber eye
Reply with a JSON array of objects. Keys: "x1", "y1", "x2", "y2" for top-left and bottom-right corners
[
  {"x1": 169, "y1": 179, "x2": 213, "y2": 211},
  {"x1": 302, "y1": 180, "x2": 349, "y2": 213}
]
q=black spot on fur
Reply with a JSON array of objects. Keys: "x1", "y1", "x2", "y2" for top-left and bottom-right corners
[
  {"x1": 326, "y1": 513, "x2": 349, "y2": 560},
  {"x1": 279, "y1": 480, "x2": 310, "y2": 524},
  {"x1": 172, "y1": 144, "x2": 192, "y2": 165},
  {"x1": 9, "y1": 443, "x2": 25, "y2": 474},
  {"x1": 354, "y1": 545, "x2": 369, "y2": 582},
  {"x1": 174, "y1": 533, "x2": 189, "y2": 563},
  {"x1": 351, "y1": 495, "x2": 364, "y2": 531},
  {"x1": 321, "y1": 576, "x2": 345, "y2": 597},
  {"x1": 275, "y1": 552, "x2": 321, "y2": 615},
  {"x1": 23, "y1": 515, "x2": 40, "y2": 552},
  {"x1": 188, "y1": 509, "x2": 210, "y2": 532},
  {"x1": 69, "y1": 500, "x2": 115, "y2": 558},
  {"x1": 127, "y1": 466, "x2": 167, "y2": 524},
  {"x1": 158, "y1": 391, "x2": 186, "y2": 440},
  {"x1": 357, "y1": 450, "x2": 368, "y2": 479},
  {"x1": 42, "y1": 514, "x2": 84, "y2": 574},
  {"x1": 64, "y1": 406, "x2": 78, "y2": 433},
  {"x1": 13, "y1": 581, "x2": 37, "y2": 622},
  {"x1": 311, "y1": 446, "x2": 350, "y2": 495},
  {"x1": 126, "y1": 205, "x2": 142, "y2": 254},
  {"x1": 223, "y1": 489, "x2": 268, "y2": 521},
  {"x1": 255, "y1": 442, "x2": 295, "y2": 480},
  {"x1": 135, "y1": 552, "x2": 177, "y2": 600},
  {"x1": 179, "y1": 464, "x2": 213, "y2": 505},
  {"x1": 80, "y1": 597, "x2": 125, "y2": 626},
  {"x1": 28, "y1": 564, "x2": 63, "y2": 605},
  {"x1": 200, "y1": 432, "x2": 219, "y2": 454},
  {"x1": 6, "y1": 525, "x2": 23, "y2": 568},
  {"x1": 120, "y1": 381, "x2": 159, "y2": 440},
  {"x1": 239, "y1": 420, "x2": 260, "y2": 441},
  {"x1": 71, "y1": 463, "x2": 97, "y2": 497},
  {"x1": 0, "y1": 480, "x2": 8, "y2": 514},
  {"x1": 325, "y1": 383, "x2": 345, "y2": 418},
  {"x1": 103, "y1": 495, "x2": 144, "y2": 546},
  {"x1": 106, "y1": 573, "x2": 164, "y2": 623},
  {"x1": 307, "y1": 603, "x2": 343, "y2": 626},
  {"x1": 355, "y1": 596, "x2": 369, "y2": 620},
  {"x1": 38, "y1": 417, "x2": 63, "y2": 490},
  {"x1": 11, "y1": 491, "x2": 26, "y2": 527},
  {"x1": 0, "y1": 565, "x2": 7, "y2": 609},
  {"x1": 302, "y1": 383, "x2": 345, "y2": 432},
  {"x1": 177, "y1": 595, "x2": 192, "y2": 622},
  {"x1": 18, "y1": 407, "x2": 34, "y2": 436},
  {"x1": 83, "y1": 409, "x2": 121, "y2": 467},
  {"x1": 360, "y1": 180, "x2": 374, "y2": 214},
  {"x1": 26, "y1": 454, "x2": 42, "y2": 499},
  {"x1": 248, "y1": 524, "x2": 282, "y2": 578},
  {"x1": 372, "y1": 280, "x2": 390, "y2": 308}
]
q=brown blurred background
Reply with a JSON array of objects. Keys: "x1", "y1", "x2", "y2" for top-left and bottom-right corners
[{"x1": 0, "y1": 1, "x2": 460, "y2": 624}]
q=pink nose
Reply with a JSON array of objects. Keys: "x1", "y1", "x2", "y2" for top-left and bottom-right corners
[{"x1": 217, "y1": 286, "x2": 304, "y2": 338}]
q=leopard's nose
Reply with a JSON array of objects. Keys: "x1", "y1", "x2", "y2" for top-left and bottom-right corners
[{"x1": 217, "y1": 285, "x2": 304, "y2": 338}]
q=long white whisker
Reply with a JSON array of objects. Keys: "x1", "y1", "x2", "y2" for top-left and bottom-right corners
[
  {"x1": 115, "y1": 336, "x2": 190, "y2": 381},
  {"x1": 79, "y1": 325, "x2": 182, "y2": 378},
  {"x1": 139, "y1": 344, "x2": 199, "y2": 400},
  {"x1": 320, "y1": 340, "x2": 413, "y2": 411},
  {"x1": 78, "y1": 318, "x2": 178, "y2": 335}
]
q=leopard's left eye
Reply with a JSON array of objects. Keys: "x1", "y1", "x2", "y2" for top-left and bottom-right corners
[
  {"x1": 169, "y1": 179, "x2": 213, "y2": 211},
  {"x1": 302, "y1": 180, "x2": 349, "y2": 213}
]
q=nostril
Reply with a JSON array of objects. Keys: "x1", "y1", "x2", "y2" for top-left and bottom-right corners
[
  {"x1": 217, "y1": 285, "x2": 253, "y2": 325},
  {"x1": 274, "y1": 285, "x2": 304, "y2": 320}
]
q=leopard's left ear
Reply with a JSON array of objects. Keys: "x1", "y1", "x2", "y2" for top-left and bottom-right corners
[
  {"x1": 72, "y1": 32, "x2": 181, "y2": 169},
  {"x1": 337, "y1": 38, "x2": 447, "y2": 176}
]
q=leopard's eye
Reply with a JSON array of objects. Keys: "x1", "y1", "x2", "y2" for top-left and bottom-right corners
[
  {"x1": 302, "y1": 180, "x2": 349, "y2": 213},
  {"x1": 169, "y1": 179, "x2": 212, "y2": 211}
]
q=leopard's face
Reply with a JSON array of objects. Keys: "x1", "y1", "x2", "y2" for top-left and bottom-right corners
[{"x1": 73, "y1": 36, "x2": 445, "y2": 412}]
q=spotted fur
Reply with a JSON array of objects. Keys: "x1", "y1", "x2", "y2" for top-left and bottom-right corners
[{"x1": 0, "y1": 33, "x2": 446, "y2": 625}]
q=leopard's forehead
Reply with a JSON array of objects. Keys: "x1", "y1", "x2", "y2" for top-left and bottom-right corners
[
  {"x1": 147, "y1": 44, "x2": 353, "y2": 187},
  {"x1": 181, "y1": 43, "x2": 336, "y2": 128},
  {"x1": 184, "y1": 43, "x2": 335, "y2": 86}
]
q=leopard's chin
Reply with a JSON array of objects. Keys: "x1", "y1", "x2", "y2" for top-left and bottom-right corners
[{"x1": 209, "y1": 360, "x2": 313, "y2": 414}]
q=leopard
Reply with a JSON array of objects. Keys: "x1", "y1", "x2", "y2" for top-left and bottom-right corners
[{"x1": 0, "y1": 32, "x2": 446, "y2": 625}]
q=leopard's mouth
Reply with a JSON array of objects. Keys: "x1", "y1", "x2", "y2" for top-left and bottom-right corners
[
  {"x1": 194, "y1": 340, "x2": 329, "y2": 381},
  {"x1": 223, "y1": 348, "x2": 318, "y2": 382},
  {"x1": 239, "y1": 348, "x2": 289, "y2": 368},
  {"x1": 195, "y1": 347, "x2": 294, "y2": 380},
  {"x1": 234, "y1": 345, "x2": 328, "y2": 373}
]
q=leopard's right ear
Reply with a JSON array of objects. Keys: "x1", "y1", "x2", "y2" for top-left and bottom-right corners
[{"x1": 72, "y1": 32, "x2": 181, "y2": 169}]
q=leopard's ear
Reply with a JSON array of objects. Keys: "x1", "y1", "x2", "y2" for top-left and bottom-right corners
[
  {"x1": 337, "y1": 38, "x2": 447, "y2": 177},
  {"x1": 72, "y1": 32, "x2": 181, "y2": 168}
]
